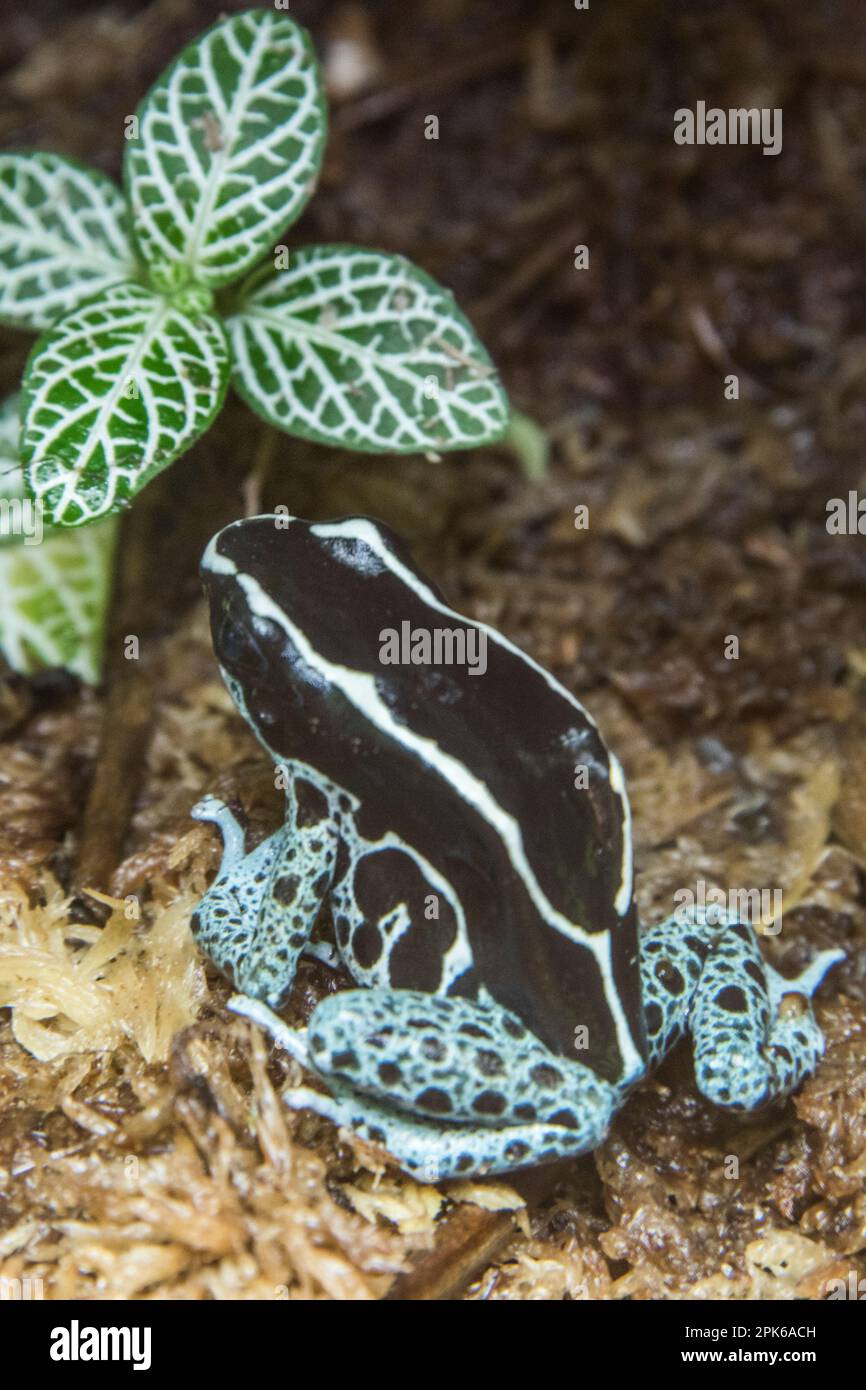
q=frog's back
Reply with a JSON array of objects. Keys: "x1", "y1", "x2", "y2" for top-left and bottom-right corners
[{"x1": 203, "y1": 515, "x2": 646, "y2": 1085}]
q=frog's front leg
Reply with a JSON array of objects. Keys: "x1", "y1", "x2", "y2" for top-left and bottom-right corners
[
  {"x1": 231, "y1": 989, "x2": 618, "y2": 1180},
  {"x1": 191, "y1": 785, "x2": 338, "y2": 1007},
  {"x1": 640, "y1": 907, "x2": 844, "y2": 1109}
]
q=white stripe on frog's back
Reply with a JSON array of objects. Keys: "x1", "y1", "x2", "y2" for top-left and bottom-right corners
[
  {"x1": 312, "y1": 517, "x2": 634, "y2": 921},
  {"x1": 203, "y1": 519, "x2": 642, "y2": 1082},
  {"x1": 607, "y1": 753, "x2": 632, "y2": 918}
]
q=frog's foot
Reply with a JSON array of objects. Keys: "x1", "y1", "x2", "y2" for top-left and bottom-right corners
[
  {"x1": 639, "y1": 907, "x2": 844, "y2": 1109},
  {"x1": 191, "y1": 789, "x2": 338, "y2": 1008},
  {"x1": 191, "y1": 814, "x2": 284, "y2": 995},
  {"x1": 691, "y1": 939, "x2": 844, "y2": 1109},
  {"x1": 286, "y1": 1082, "x2": 615, "y2": 1181}
]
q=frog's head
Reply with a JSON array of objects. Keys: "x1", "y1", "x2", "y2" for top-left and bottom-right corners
[{"x1": 200, "y1": 511, "x2": 442, "y2": 742}]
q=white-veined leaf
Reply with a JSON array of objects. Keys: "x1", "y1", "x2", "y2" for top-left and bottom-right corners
[
  {"x1": 228, "y1": 246, "x2": 510, "y2": 452},
  {"x1": 21, "y1": 281, "x2": 229, "y2": 527},
  {"x1": 0, "y1": 393, "x2": 118, "y2": 682},
  {"x1": 125, "y1": 9, "x2": 326, "y2": 289},
  {"x1": 0, "y1": 152, "x2": 137, "y2": 332}
]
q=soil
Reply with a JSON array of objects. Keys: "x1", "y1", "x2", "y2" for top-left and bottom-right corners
[{"x1": 0, "y1": 0, "x2": 865, "y2": 1300}]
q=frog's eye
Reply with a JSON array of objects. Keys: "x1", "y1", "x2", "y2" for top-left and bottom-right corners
[{"x1": 217, "y1": 609, "x2": 277, "y2": 679}]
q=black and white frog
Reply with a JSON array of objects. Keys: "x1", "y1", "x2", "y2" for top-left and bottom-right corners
[{"x1": 190, "y1": 513, "x2": 842, "y2": 1181}]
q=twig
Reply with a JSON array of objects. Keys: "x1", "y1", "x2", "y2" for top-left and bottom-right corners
[
  {"x1": 386, "y1": 1205, "x2": 517, "y2": 1301},
  {"x1": 385, "y1": 1164, "x2": 565, "y2": 1300}
]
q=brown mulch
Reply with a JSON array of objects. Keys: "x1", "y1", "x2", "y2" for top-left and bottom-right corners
[{"x1": 1, "y1": 0, "x2": 865, "y2": 1299}]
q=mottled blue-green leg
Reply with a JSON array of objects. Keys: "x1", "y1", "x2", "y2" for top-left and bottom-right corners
[
  {"x1": 230, "y1": 990, "x2": 618, "y2": 1180},
  {"x1": 640, "y1": 907, "x2": 843, "y2": 1109},
  {"x1": 191, "y1": 791, "x2": 338, "y2": 1007},
  {"x1": 691, "y1": 929, "x2": 843, "y2": 1109},
  {"x1": 190, "y1": 796, "x2": 279, "y2": 989},
  {"x1": 640, "y1": 906, "x2": 723, "y2": 1067}
]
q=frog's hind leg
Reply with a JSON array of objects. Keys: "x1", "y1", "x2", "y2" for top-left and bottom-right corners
[
  {"x1": 238, "y1": 988, "x2": 617, "y2": 1178},
  {"x1": 191, "y1": 788, "x2": 338, "y2": 1007},
  {"x1": 230, "y1": 991, "x2": 617, "y2": 1180},
  {"x1": 639, "y1": 908, "x2": 843, "y2": 1109},
  {"x1": 639, "y1": 909, "x2": 716, "y2": 1069}
]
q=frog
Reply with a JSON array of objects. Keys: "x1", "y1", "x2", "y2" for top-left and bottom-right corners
[{"x1": 190, "y1": 512, "x2": 844, "y2": 1181}]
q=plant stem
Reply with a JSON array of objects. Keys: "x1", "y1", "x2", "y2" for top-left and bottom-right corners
[
  {"x1": 503, "y1": 408, "x2": 550, "y2": 483},
  {"x1": 74, "y1": 442, "x2": 243, "y2": 897},
  {"x1": 73, "y1": 499, "x2": 159, "y2": 897}
]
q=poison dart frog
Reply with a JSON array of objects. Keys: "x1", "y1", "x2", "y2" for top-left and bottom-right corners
[{"x1": 191, "y1": 513, "x2": 843, "y2": 1180}]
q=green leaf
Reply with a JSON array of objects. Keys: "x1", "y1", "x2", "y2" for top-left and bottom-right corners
[
  {"x1": 21, "y1": 281, "x2": 229, "y2": 527},
  {"x1": 125, "y1": 9, "x2": 327, "y2": 289},
  {"x1": 0, "y1": 152, "x2": 137, "y2": 332},
  {"x1": 228, "y1": 246, "x2": 510, "y2": 453},
  {"x1": 0, "y1": 394, "x2": 118, "y2": 682}
]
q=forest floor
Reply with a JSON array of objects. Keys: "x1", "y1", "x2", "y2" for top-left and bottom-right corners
[{"x1": 0, "y1": 0, "x2": 865, "y2": 1299}]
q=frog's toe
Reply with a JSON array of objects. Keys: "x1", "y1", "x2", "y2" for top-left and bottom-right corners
[
  {"x1": 190, "y1": 794, "x2": 247, "y2": 867},
  {"x1": 190, "y1": 795, "x2": 243, "y2": 839},
  {"x1": 228, "y1": 993, "x2": 311, "y2": 1068},
  {"x1": 765, "y1": 949, "x2": 845, "y2": 1007}
]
